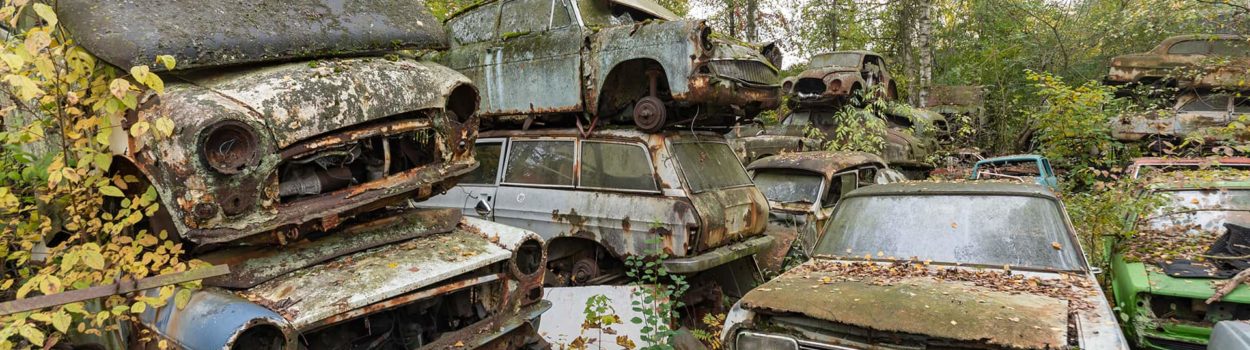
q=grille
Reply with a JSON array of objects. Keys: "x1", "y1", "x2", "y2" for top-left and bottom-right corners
[
  {"x1": 710, "y1": 60, "x2": 779, "y2": 85},
  {"x1": 1146, "y1": 336, "x2": 1207, "y2": 350}
]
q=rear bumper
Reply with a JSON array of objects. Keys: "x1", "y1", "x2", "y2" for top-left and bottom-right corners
[{"x1": 664, "y1": 235, "x2": 774, "y2": 274}]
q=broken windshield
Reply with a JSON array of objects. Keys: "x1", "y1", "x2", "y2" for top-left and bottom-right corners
[
  {"x1": 753, "y1": 169, "x2": 823, "y2": 204},
  {"x1": 1144, "y1": 189, "x2": 1250, "y2": 232},
  {"x1": 814, "y1": 194, "x2": 1085, "y2": 271},
  {"x1": 810, "y1": 53, "x2": 862, "y2": 68}
]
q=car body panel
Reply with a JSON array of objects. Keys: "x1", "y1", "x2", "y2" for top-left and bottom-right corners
[
  {"x1": 1128, "y1": 156, "x2": 1250, "y2": 178},
  {"x1": 1112, "y1": 93, "x2": 1250, "y2": 142},
  {"x1": 1211, "y1": 321, "x2": 1250, "y2": 350},
  {"x1": 60, "y1": 0, "x2": 447, "y2": 71},
  {"x1": 1106, "y1": 34, "x2": 1250, "y2": 89}
]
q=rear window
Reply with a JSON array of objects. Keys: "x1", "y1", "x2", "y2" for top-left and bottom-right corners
[
  {"x1": 580, "y1": 141, "x2": 658, "y2": 192},
  {"x1": 671, "y1": 142, "x2": 753, "y2": 192}
]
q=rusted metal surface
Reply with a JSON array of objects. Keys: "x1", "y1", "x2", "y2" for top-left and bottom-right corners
[
  {"x1": 60, "y1": 0, "x2": 448, "y2": 71},
  {"x1": 122, "y1": 58, "x2": 480, "y2": 245},
  {"x1": 198, "y1": 208, "x2": 461, "y2": 288},
  {"x1": 0, "y1": 265, "x2": 229, "y2": 316},
  {"x1": 1129, "y1": 156, "x2": 1250, "y2": 178},
  {"x1": 790, "y1": 51, "x2": 897, "y2": 106},
  {"x1": 1106, "y1": 34, "x2": 1250, "y2": 89},
  {"x1": 1111, "y1": 93, "x2": 1250, "y2": 143},
  {"x1": 746, "y1": 151, "x2": 887, "y2": 178},
  {"x1": 437, "y1": 0, "x2": 780, "y2": 127},
  {"x1": 304, "y1": 273, "x2": 504, "y2": 330}
]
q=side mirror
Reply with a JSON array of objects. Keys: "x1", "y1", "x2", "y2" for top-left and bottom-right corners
[{"x1": 475, "y1": 198, "x2": 493, "y2": 217}]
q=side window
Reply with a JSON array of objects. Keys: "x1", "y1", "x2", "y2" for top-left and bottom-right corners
[
  {"x1": 1168, "y1": 40, "x2": 1208, "y2": 55},
  {"x1": 551, "y1": 0, "x2": 573, "y2": 28},
  {"x1": 461, "y1": 143, "x2": 504, "y2": 185},
  {"x1": 1179, "y1": 94, "x2": 1230, "y2": 112},
  {"x1": 823, "y1": 173, "x2": 858, "y2": 208},
  {"x1": 580, "y1": 141, "x2": 658, "y2": 192},
  {"x1": 503, "y1": 140, "x2": 575, "y2": 186},
  {"x1": 1040, "y1": 159, "x2": 1054, "y2": 176},
  {"x1": 857, "y1": 168, "x2": 877, "y2": 187},
  {"x1": 1211, "y1": 40, "x2": 1249, "y2": 56},
  {"x1": 500, "y1": 0, "x2": 551, "y2": 35},
  {"x1": 447, "y1": 5, "x2": 499, "y2": 44},
  {"x1": 1235, "y1": 97, "x2": 1250, "y2": 114}
]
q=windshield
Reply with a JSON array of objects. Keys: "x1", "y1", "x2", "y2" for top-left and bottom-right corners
[
  {"x1": 814, "y1": 194, "x2": 1085, "y2": 271},
  {"x1": 810, "y1": 53, "x2": 861, "y2": 68},
  {"x1": 753, "y1": 169, "x2": 824, "y2": 204},
  {"x1": 672, "y1": 142, "x2": 753, "y2": 193},
  {"x1": 1143, "y1": 189, "x2": 1250, "y2": 232}
]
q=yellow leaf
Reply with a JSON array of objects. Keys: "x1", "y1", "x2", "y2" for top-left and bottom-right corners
[
  {"x1": 0, "y1": 53, "x2": 23, "y2": 70},
  {"x1": 154, "y1": 117, "x2": 174, "y2": 137},
  {"x1": 130, "y1": 66, "x2": 150, "y2": 82},
  {"x1": 99, "y1": 186, "x2": 124, "y2": 197},
  {"x1": 32, "y1": 3, "x2": 56, "y2": 27},
  {"x1": 156, "y1": 55, "x2": 176, "y2": 70},
  {"x1": 51, "y1": 311, "x2": 71, "y2": 333},
  {"x1": 19, "y1": 324, "x2": 44, "y2": 346},
  {"x1": 38, "y1": 275, "x2": 61, "y2": 295},
  {"x1": 174, "y1": 289, "x2": 192, "y2": 309},
  {"x1": 81, "y1": 250, "x2": 104, "y2": 270},
  {"x1": 23, "y1": 30, "x2": 50, "y2": 55},
  {"x1": 109, "y1": 78, "x2": 130, "y2": 99},
  {"x1": 130, "y1": 120, "x2": 150, "y2": 138},
  {"x1": 130, "y1": 301, "x2": 146, "y2": 314}
]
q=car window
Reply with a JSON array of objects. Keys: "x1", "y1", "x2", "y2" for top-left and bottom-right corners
[
  {"x1": 503, "y1": 140, "x2": 575, "y2": 186},
  {"x1": 823, "y1": 173, "x2": 857, "y2": 208},
  {"x1": 580, "y1": 141, "x2": 658, "y2": 192},
  {"x1": 1234, "y1": 97, "x2": 1250, "y2": 114},
  {"x1": 753, "y1": 169, "x2": 824, "y2": 204},
  {"x1": 447, "y1": 4, "x2": 499, "y2": 44},
  {"x1": 1179, "y1": 94, "x2": 1230, "y2": 112},
  {"x1": 461, "y1": 143, "x2": 504, "y2": 185},
  {"x1": 500, "y1": 0, "x2": 551, "y2": 35},
  {"x1": 671, "y1": 142, "x2": 753, "y2": 193},
  {"x1": 857, "y1": 167, "x2": 877, "y2": 186},
  {"x1": 1168, "y1": 40, "x2": 1209, "y2": 55},
  {"x1": 551, "y1": 0, "x2": 573, "y2": 28},
  {"x1": 1041, "y1": 159, "x2": 1054, "y2": 176},
  {"x1": 1211, "y1": 40, "x2": 1250, "y2": 56}
]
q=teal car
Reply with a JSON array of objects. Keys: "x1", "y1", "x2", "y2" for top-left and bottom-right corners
[
  {"x1": 971, "y1": 154, "x2": 1059, "y2": 190},
  {"x1": 1106, "y1": 169, "x2": 1250, "y2": 349}
]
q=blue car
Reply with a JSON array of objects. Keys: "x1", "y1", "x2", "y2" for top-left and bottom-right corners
[{"x1": 970, "y1": 154, "x2": 1059, "y2": 190}]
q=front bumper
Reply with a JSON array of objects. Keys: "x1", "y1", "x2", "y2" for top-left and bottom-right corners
[
  {"x1": 664, "y1": 235, "x2": 774, "y2": 274},
  {"x1": 680, "y1": 74, "x2": 781, "y2": 112}
]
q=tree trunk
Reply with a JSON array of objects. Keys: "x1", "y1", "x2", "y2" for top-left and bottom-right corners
[
  {"x1": 916, "y1": 0, "x2": 934, "y2": 107},
  {"x1": 745, "y1": 0, "x2": 759, "y2": 42},
  {"x1": 726, "y1": 0, "x2": 738, "y2": 38}
]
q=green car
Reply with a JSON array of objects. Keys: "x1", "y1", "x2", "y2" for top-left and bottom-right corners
[{"x1": 1107, "y1": 168, "x2": 1250, "y2": 349}]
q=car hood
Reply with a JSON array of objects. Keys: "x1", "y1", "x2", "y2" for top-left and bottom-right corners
[
  {"x1": 1138, "y1": 263, "x2": 1250, "y2": 302},
  {"x1": 796, "y1": 66, "x2": 858, "y2": 80},
  {"x1": 61, "y1": 0, "x2": 447, "y2": 71},
  {"x1": 740, "y1": 266, "x2": 1072, "y2": 348}
]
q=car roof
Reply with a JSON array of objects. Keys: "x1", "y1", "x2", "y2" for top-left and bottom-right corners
[
  {"x1": 447, "y1": 0, "x2": 679, "y2": 21},
  {"x1": 1131, "y1": 156, "x2": 1250, "y2": 167},
  {"x1": 815, "y1": 50, "x2": 879, "y2": 57},
  {"x1": 478, "y1": 127, "x2": 724, "y2": 140},
  {"x1": 846, "y1": 181, "x2": 1058, "y2": 199},
  {"x1": 977, "y1": 154, "x2": 1046, "y2": 164},
  {"x1": 746, "y1": 151, "x2": 886, "y2": 177},
  {"x1": 1154, "y1": 34, "x2": 1245, "y2": 51}
]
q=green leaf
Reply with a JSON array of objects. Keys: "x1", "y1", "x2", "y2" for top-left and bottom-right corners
[
  {"x1": 99, "y1": 186, "x2": 124, "y2": 197},
  {"x1": 93, "y1": 153, "x2": 112, "y2": 172},
  {"x1": 129, "y1": 120, "x2": 150, "y2": 138},
  {"x1": 175, "y1": 289, "x2": 192, "y2": 309},
  {"x1": 31, "y1": 3, "x2": 57, "y2": 28},
  {"x1": 50, "y1": 311, "x2": 71, "y2": 333},
  {"x1": 18, "y1": 324, "x2": 43, "y2": 346}
]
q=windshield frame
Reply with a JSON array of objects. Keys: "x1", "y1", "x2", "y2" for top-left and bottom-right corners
[
  {"x1": 817, "y1": 191, "x2": 1090, "y2": 273},
  {"x1": 751, "y1": 167, "x2": 826, "y2": 208}
]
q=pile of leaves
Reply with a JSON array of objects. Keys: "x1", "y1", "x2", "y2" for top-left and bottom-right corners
[
  {"x1": 797, "y1": 260, "x2": 1097, "y2": 310},
  {"x1": 1119, "y1": 223, "x2": 1219, "y2": 264}
]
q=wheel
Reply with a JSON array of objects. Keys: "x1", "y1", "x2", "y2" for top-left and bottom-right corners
[
  {"x1": 569, "y1": 257, "x2": 600, "y2": 285},
  {"x1": 632, "y1": 96, "x2": 667, "y2": 132}
]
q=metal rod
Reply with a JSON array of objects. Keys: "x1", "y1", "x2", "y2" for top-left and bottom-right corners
[{"x1": 0, "y1": 265, "x2": 230, "y2": 316}]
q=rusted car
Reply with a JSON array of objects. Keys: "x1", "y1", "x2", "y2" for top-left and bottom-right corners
[
  {"x1": 725, "y1": 123, "x2": 819, "y2": 164},
  {"x1": 419, "y1": 128, "x2": 773, "y2": 297},
  {"x1": 59, "y1": 1, "x2": 550, "y2": 349},
  {"x1": 790, "y1": 51, "x2": 898, "y2": 106},
  {"x1": 433, "y1": 0, "x2": 782, "y2": 132},
  {"x1": 970, "y1": 154, "x2": 1059, "y2": 190},
  {"x1": 1105, "y1": 34, "x2": 1250, "y2": 90},
  {"x1": 744, "y1": 151, "x2": 904, "y2": 271},
  {"x1": 1127, "y1": 156, "x2": 1250, "y2": 178},
  {"x1": 722, "y1": 182, "x2": 1129, "y2": 349},
  {"x1": 1112, "y1": 92, "x2": 1250, "y2": 143}
]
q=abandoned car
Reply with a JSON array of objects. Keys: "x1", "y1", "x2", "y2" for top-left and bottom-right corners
[
  {"x1": 419, "y1": 127, "x2": 773, "y2": 298},
  {"x1": 745, "y1": 151, "x2": 904, "y2": 271},
  {"x1": 725, "y1": 123, "x2": 819, "y2": 164},
  {"x1": 970, "y1": 154, "x2": 1059, "y2": 190},
  {"x1": 433, "y1": 0, "x2": 782, "y2": 132},
  {"x1": 1111, "y1": 92, "x2": 1250, "y2": 144},
  {"x1": 60, "y1": 0, "x2": 550, "y2": 348},
  {"x1": 723, "y1": 182, "x2": 1128, "y2": 349},
  {"x1": 790, "y1": 51, "x2": 898, "y2": 106},
  {"x1": 1127, "y1": 156, "x2": 1250, "y2": 178},
  {"x1": 1105, "y1": 34, "x2": 1250, "y2": 91},
  {"x1": 1105, "y1": 168, "x2": 1250, "y2": 349}
]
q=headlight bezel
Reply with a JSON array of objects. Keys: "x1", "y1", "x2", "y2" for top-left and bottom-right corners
[
  {"x1": 200, "y1": 120, "x2": 262, "y2": 175},
  {"x1": 736, "y1": 331, "x2": 799, "y2": 350}
]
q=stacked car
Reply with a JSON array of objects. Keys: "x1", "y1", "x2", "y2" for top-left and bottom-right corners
[{"x1": 54, "y1": 1, "x2": 551, "y2": 349}]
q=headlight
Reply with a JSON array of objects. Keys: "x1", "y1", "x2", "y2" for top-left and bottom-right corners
[
  {"x1": 512, "y1": 239, "x2": 544, "y2": 277},
  {"x1": 201, "y1": 120, "x2": 260, "y2": 174},
  {"x1": 736, "y1": 331, "x2": 798, "y2": 350},
  {"x1": 827, "y1": 79, "x2": 843, "y2": 91}
]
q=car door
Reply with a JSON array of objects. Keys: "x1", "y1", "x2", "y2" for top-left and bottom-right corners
[
  {"x1": 442, "y1": 3, "x2": 501, "y2": 110},
  {"x1": 492, "y1": 137, "x2": 578, "y2": 241},
  {"x1": 485, "y1": 0, "x2": 584, "y2": 116},
  {"x1": 1175, "y1": 94, "x2": 1232, "y2": 133},
  {"x1": 418, "y1": 139, "x2": 506, "y2": 219}
]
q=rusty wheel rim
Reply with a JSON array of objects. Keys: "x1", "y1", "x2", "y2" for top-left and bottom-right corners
[{"x1": 632, "y1": 96, "x2": 667, "y2": 132}]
